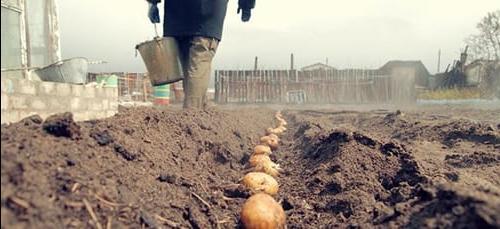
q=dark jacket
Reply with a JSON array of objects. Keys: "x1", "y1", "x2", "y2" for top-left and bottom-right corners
[
  {"x1": 148, "y1": 0, "x2": 228, "y2": 40},
  {"x1": 148, "y1": 0, "x2": 255, "y2": 40}
]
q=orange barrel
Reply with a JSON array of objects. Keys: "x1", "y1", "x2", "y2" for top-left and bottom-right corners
[{"x1": 153, "y1": 84, "x2": 170, "y2": 105}]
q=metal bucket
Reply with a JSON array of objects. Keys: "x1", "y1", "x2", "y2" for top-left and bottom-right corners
[
  {"x1": 136, "y1": 37, "x2": 183, "y2": 86},
  {"x1": 35, "y1": 57, "x2": 88, "y2": 84}
]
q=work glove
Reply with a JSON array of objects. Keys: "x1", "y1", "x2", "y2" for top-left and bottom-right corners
[
  {"x1": 238, "y1": 0, "x2": 256, "y2": 22},
  {"x1": 148, "y1": 2, "x2": 160, "y2": 24},
  {"x1": 237, "y1": 8, "x2": 252, "y2": 22}
]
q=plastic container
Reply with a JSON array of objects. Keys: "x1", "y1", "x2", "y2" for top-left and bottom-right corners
[
  {"x1": 153, "y1": 84, "x2": 170, "y2": 105},
  {"x1": 136, "y1": 37, "x2": 183, "y2": 86},
  {"x1": 35, "y1": 58, "x2": 89, "y2": 84},
  {"x1": 96, "y1": 74, "x2": 118, "y2": 88}
]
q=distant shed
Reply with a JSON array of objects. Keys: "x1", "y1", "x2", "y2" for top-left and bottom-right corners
[{"x1": 379, "y1": 61, "x2": 431, "y2": 87}]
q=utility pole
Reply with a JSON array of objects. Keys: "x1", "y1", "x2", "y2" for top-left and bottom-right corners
[
  {"x1": 254, "y1": 56, "x2": 258, "y2": 70},
  {"x1": 437, "y1": 49, "x2": 441, "y2": 73},
  {"x1": 290, "y1": 53, "x2": 295, "y2": 70}
]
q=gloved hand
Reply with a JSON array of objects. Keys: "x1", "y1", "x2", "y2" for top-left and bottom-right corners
[
  {"x1": 238, "y1": 0, "x2": 255, "y2": 22},
  {"x1": 148, "y1": 2, "x2": 160, "y2": 24},
  {"x1": 237, "y1": 8, "x2": 252, "y2": 22}
]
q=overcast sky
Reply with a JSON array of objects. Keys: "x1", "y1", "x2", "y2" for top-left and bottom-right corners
[{"x1": 59, "y1": 0, "x2": 499, "y2": 74}]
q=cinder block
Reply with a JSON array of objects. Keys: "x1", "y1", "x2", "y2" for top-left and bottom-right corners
[
  {"x1": 30, "y1": 98, "x2": 47, "y2": 110},
  {"x1": 1, "y1": 93, "x2": 9, "y2": 110},
  {"x1": 48, "y1": 97, "x2": 64, "y2": 111},
  {"x1": 72, "y1": 85, "x2": 84, "y2": 97},
  {"x1": 70, "y1": 98, "x2": 81, "y2": 111},
  {"x1": 73, "y1": 111, "x2": 89, "y2": 121},
  {"x1": 83, "y1": 87, "x2": 96, "y2": 98},
  {"x1": 95, "y1": 88, "x2": 106, "y2": 98},
  {"x1": 19, "y1": 79, "x2": 37, "y2": 95},
  {"x1": 106, "y1": 88, "x2": 119, "y2": 98},
  {"x1": 96, "y1": 111, "x2": 108, "y2": 119},
  {"x1": 39, "y1": 82, "x2": 56, "y2": 95},
  {"x1": 10, "y1": 96, "x2": 28, "y2": 109},
  {"x1": 0, "y1": 79, "x2": 5, "y2": 93},
  {"x1": 109, "y1": 101, "x2": 118, "y2": 110},
  {"x1": 1, "y1": 111, "x2": 19, "y2": 124},
  {"x1": 101, "y1": 99, "x2": 109, "y2": 109},
  {"x1": 107, "y1": 110, "x2": 117, "y2": 118},
  {"x1": 56, "y1": 83, "x2": 71, "y2": 96},
  {"x1": 1, "y1": 78, "x2": 16, "y2": 94},
  {"x1": 90, "y1": 101, "x2": 103, "y2": 111}
]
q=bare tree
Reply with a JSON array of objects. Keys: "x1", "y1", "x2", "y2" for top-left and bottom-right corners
[{"x1": 466, "y1": 10, "x2": 500, "y2": 61}]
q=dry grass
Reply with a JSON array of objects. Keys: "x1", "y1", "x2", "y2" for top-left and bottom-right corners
[{"x1": 419, "y1": 87, "x2": 481, "y2": 100}]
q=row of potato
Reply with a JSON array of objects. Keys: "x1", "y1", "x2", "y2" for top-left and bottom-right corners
[{"x1": 240, "y1": 111, "x2": 287, "y2": 229}]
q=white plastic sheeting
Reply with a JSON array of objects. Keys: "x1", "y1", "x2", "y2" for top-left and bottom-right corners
[
  {"x1": 48, "y1": 0, "x2": 61, "y2": 63},
  {"x1": 25, "y1": 0, "x2": 61, "y2": 67},
  {"x1": 0, "y1": 0, "x2": 61, "y2": 75},
  {"x1": 1, "y1": 7, "x2": 22, "y2": 68}
]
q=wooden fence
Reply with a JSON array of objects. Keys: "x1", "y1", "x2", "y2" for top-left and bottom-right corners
[{"x1": 214, "y1": 69, "x2": 401, "y2": 104}]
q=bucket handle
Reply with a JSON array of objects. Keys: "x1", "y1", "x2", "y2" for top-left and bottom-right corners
[{"x1": 135, "y1": 24, "x2": 163, "y2": 57}]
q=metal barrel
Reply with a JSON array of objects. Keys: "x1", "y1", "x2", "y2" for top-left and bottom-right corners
[
  {"x1": 153, "y1": 84, "x2": 170, "y2": 105},
  {"x1": 136, "y1": 37, "x2": 184, "y2": 86}
]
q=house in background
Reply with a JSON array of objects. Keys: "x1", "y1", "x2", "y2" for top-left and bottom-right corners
[
  {"x1": 301, "y1": 62, "x2": 337, "y2": 71},
  {"x1": 1, "y1": 0, "x2": 61, "y2": 78},
  {"x1": 378, "y1": 60, "x2": 431, "y2": 88}
]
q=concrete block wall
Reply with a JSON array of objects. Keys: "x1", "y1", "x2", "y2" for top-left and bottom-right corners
[{"x1": 1, "y1": 76, "x2": 119, "y2": 124}]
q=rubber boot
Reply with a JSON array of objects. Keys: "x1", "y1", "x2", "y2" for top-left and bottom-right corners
[{"x1": 182, "y1": 37, "x2": 218, "y2": 109}]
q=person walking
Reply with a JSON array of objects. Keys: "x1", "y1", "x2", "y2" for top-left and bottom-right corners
[{"x1": 146, "y1": 0, "x2": 256, "y2": 109}]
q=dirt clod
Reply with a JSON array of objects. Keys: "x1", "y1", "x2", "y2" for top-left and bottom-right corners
[
  {"x1": 158, "y1": 173, "x2": 177, "y2": 184},
  {"x1": 113, "y1": 143, "x2": 136, "y2": 161},
  {"x1": 90, "y1": 129, "x2": 114, "y2": 146},
  {"x1": 42, "y1": 113, "x2": 81, "y2": 139}
]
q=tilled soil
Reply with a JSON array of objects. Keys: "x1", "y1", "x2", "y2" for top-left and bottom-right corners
[
  {"x1": 1, "y1": 107, "x2": 499, "y2": 228},
  {"x1": 279, "y1": 109, "x2": 500, "y2": 228}
]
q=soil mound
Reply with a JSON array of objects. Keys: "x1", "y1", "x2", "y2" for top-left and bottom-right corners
[
  {"x1": 279, "y1": 110, "x2": 500, "y2": 228},
  {"x1": 1, "y1": 107, "x2": 275, "y2": 228},
  {"x1": 1, "y1": 107, "x2": 499, "y2": 228}
]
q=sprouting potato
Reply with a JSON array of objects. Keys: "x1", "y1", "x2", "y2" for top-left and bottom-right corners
[{"x1": 260, "y1": 136, "x2": 279, "y2": 150}]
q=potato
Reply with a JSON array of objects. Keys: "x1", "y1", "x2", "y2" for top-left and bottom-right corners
[
  {"x1": 275, "y1": 126, "x2": 286, "y2": 133},
  {"x1": 253, "y1": 145, "x2": 272, "y2": 155},
  {"x1": 254, "y1": 160, "x2": 282, "y2": 177},
  {"x1": 249, "y1": 154, "x2": 272, "y2": 167},
  {"x1": 267, "y1": 134, "x2": 279, "y2": 141},
  {"x1": 241, "y1": 193, "x2": 286, "y2": 229},
  {"x1": 260, "y1": 136, "x2": 279, "y2": 150},
  {"x1": 266, "y1": 128, "x2": 283, "y2": 136},
  {"x1": 242, "y1": 172, "x2": 279, "y2": 196}
]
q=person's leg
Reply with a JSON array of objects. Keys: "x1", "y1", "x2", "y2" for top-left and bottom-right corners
[
  {"x1": 183, "y1": 36, "x2": 219, "y2": 109},
  {"x1": 172, "y1": 36, "x2": 190, "y2": 103}
]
